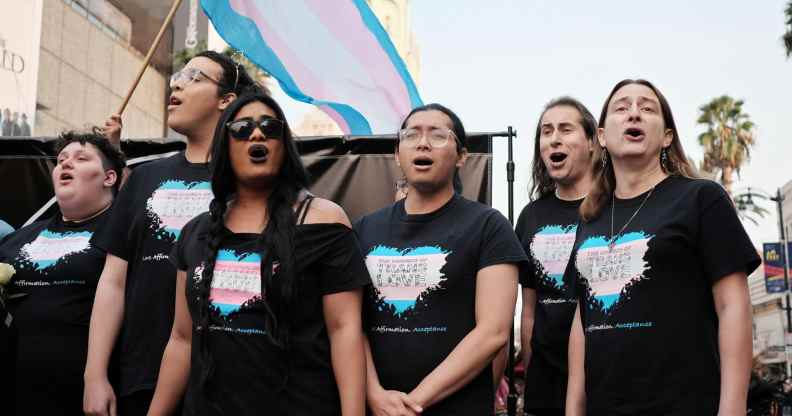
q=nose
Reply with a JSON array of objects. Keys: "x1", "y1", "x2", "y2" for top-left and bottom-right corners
[
  {"x1": 550, "y1": 130, "x2": 563, "y2": 146},
  {"x1": 627, "y1": 102, "x2": 642, "y2": 121},
  {"x1": 249, "y1": 125, "x2": 266, "y2": 142},
  {"x1": 60, "y1": 157, "x2": 75, "y2": 169},
  {"x1": 415, "y1": 131, "x2": 432, "y2": 149}
]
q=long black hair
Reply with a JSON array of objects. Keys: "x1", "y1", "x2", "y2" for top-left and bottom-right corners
[
  {"x1": 195, "y1": 92, "x2": 309, "y2": 390},
  {"x1": 529, "y1": 96, "x2": 599, "y2": 200},
  {"x1": 398, "y1": 103, "x2": 467, "y2": 194}
]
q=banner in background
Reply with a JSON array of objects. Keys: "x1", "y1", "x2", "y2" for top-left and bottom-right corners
[
  {"x1": 0, "y1": 0, "x2": 42, "y2": 137},
  {"x1": 763, "y1": 242, "x2": 791, "y2": 293}
]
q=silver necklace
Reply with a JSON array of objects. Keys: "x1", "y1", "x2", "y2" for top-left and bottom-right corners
[{"x1": 608, "y1": 186, "x2": 655, "y2": 252}]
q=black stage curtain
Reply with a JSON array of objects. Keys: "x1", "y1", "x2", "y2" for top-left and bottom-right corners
[{"x1": 0, "y1": 134, "x2": 492, "y2": 228}]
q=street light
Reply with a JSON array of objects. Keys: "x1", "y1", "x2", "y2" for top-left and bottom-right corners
[{"x1": 735, "y1": 186, "x2": 790, "y2": 375}]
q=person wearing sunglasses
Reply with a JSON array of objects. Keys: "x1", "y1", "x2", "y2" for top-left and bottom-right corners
[
  {"x1": 84, "y1": 51, "x2": 259, "y2": 416},
  {"x1": 147, "y1": 92, "x2": 369, "y2": 415},
  {"x1": 354, "y1": 103, "x2": 527, "y2": 415}
]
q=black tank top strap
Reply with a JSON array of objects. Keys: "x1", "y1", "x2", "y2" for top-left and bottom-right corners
[{"x1": 295, "y1": 191, "x2": 315, "y2": 225}]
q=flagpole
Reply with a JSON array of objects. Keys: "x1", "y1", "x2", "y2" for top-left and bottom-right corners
[
  {"x1": 505, "y1": 126, "x2": 518, "y2": 416},
  {"x1": 117, "y1": 0, "x2": 184, "y2": 115}
]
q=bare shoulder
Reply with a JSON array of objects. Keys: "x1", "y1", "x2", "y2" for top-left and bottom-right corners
[{"x1": 301, "y1": 197, "x2": 352, "y2": 227}]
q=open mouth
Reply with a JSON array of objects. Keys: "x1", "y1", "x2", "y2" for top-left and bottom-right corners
[
  {"x1": 248, "y1": 144, "x2": 269, "y2": 163},
  {"x1": 624, "y1": 127, "x2": 645, "y2": 139},
  {"x1": 412, "y1": 156, "x2": 434, "y2": 169},
  {"x1": 549, "y1": 152, "x2": 568, "y2": 163},
  {"x1": 168, "y1": 96, "x2": 182, "y2": 110},
  {"x1": 59, "y1": 172, "x2": 74, "y2": 183}
]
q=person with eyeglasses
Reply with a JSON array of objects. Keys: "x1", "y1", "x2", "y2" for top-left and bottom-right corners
[
  {"x1": 147, "y1": 92, "x2": 369, "y2": 415},
  {"x1": 353, "y1": 103, "x2": 527, "y2": 415},
  {"x1": 83, "y1": 51, "x2": 259, "y2": 416}
]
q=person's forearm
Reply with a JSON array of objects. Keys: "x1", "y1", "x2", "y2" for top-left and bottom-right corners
[
  {"x1": 409, "y1": 324, "x2": 509, "y2": 409},
  {"x1": 717, "y1": 301, "x2": 752, "y2": 415},
  {"x1": 84, "y1": 274, "x2": 125, "y2": 381},
  {"x1": 330, "y1": 324, "x2": 366, "y2": 416},
  {"x1": 148, "y1": 336, "x2": 192, "y2": 416},
  {"x1": 364, "y1": 337, "x2": 384, "y2": 394},
  {"x1": 521, "y1": 317, "x2": 534, "y2": 369},
  {"x1": 566, "y1": 306, "x2": 585, "y2": 416}
]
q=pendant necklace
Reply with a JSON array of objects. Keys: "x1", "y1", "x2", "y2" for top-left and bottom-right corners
[{"x1": 608, "y1": 186, "x2": 655, "y2": 252}]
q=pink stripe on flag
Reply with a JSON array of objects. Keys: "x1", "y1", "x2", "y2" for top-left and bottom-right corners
[
  {"x1": 304, "y1": 0, "x2": 411, "y2": 115},
  {"x1": 318, "y1": 104, "x2": 351, "y2": 134},
  {"x1": 228, "y1": 0, "x2": 333, "y2": 99}
]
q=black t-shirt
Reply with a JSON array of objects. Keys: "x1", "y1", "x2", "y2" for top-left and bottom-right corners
[
  {"x1": 354, "y1": 194, "x2": 528, "y2": 415},
  {"x1": 565, "y1": 176, "x2": 760, "y2": 416},
  {"x1": 171, "y1": 212, "x2": 371, "y2": 416},
  {"x1": 0, "y1": 210, "x2": 110, "y2": 414},
  {"x1": 91, "y1": 152, "x2": 213, "y2": 395},
  {"x1": 514, "y1": 194, "x2": 581, "y2": 411}
]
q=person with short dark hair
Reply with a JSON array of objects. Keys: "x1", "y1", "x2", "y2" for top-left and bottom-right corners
[
  {"x1": 1, "y1": 130, "x2": 125, "y2": 415},
  {"x1": 566, "y1": 79, "x2": 759, "y2": 415},
  {"x1": 355, "y1": 103, "x2": 528, "y2": 415},
  {"x1": 84, "y1": 51, "x2": 259, "y2": 416},
  {"x1": 517, "y1": 96, "x2": 599, "y2": 416}
]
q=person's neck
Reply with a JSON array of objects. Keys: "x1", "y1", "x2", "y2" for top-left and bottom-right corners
[
  {"x1": 61, "y1": 196, "x2": 112, "y2": 223},
  {"x1": 225, "y1": 185, "x2": 272, "y2": 234},
  {"x1": 556, "y1": 172, "x2": 592, "y2": 201},
  {"x1": 403, "y1": 184, "x2": 455, "y2": 215},
  {"x1": 612, "y1": 158, "x2": 668, "y2": 199},
  {"x1": 183, "y1": 123, "x2": 215, "y2": 163}
]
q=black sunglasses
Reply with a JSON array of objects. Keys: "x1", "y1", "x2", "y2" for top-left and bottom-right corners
[{"x1": 226, "y1": 117, "x2": 285, "y2": 140}]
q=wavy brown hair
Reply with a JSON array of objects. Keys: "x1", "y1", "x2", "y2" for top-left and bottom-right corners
[
  {"x1": 530, "y1": 96, "x2": 600, "y2": 200},
  {"x1": 579, "y1": 79, "x2": 698, "y2": 222}
]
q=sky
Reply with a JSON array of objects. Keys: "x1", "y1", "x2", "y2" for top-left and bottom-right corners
[{"x1": 269, "y1": 0, "x2": 792, "y2": 247}]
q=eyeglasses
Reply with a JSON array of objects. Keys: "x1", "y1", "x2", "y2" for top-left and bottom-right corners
[
  {"x1": 226, "y1": 117, "x2": 285, "y2": 140},
  {"x1": 169, "y1": 67, "x2": 220, "y2": 88},
  {"x1": 398, "y1": 127, "x2": 458, "y2": 148}
]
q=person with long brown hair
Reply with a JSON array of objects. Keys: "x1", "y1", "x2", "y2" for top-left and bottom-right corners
[
  {"x1": 565, "y1": 79, "x2": 759, "y2": 415},
  {"x1": 516, "y1": 96, "x2": 599, "y2": 416}
]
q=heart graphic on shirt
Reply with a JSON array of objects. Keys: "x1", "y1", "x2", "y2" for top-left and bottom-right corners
[
  {"x1": 575, "y1": 232, "x2": 652, "y2": 312},
  {"x1": 18, "y1": 230, "x2": 93, "y2": 272},
  {"x1": 146, "y1": 180, "x2": 212, "y2": 239},
  {"x1": 530, "y1": 224, "x2": 577, "y2": 288},
  {"x1": 206, "y1": 249, "x2": 262, "y2": 317},
  {"x1": 365, "y1": 245, "x2": 450, "y2": 315}
]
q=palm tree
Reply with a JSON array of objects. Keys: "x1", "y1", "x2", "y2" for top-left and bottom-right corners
[
  {"x1": 697, "y1": 96, "x2": 756, "y2": 195},
  {"x1": 785, "y1": 1, "x2": 792, "y2": 58}
]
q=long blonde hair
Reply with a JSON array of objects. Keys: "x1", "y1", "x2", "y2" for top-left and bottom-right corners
[{"x1": 580, "y1": 79, "x2": 698, "y2": 222}]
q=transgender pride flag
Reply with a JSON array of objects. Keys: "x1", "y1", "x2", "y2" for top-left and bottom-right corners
[{"x1": 201, "y1": 0, "x2": 423, "y2": 134}]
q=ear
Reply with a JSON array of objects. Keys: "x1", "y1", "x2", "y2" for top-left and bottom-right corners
[
  {"x1": 597, "y1": 127, "x2": 606, "y2": 148},
  {"x1": 218, "y1": 93, "x2": 238, "y2": 111},
  {"x1": 456, "y1": 148, "x2": 469, "y2": 168},
  {"x1": 104, "y1": 169, "x2": 118, "y2": 189},
  {"x1": 663, "y1": 129, "x2": 674, "y2": 148},
  {"x1": 394, "y1": 146, "x2": 401, "y2": 167}
]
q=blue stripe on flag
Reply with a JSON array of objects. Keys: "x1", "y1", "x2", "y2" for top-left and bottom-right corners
[{"x1": 351, "y1": 0, "x2": 423, "y2": 109}]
